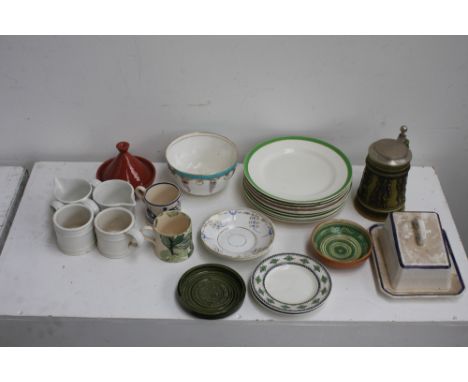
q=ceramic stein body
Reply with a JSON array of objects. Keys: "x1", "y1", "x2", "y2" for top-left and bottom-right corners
[
  {"x1": 141, "y1": 210, "x2": 194, "y2": 263},
  {"x1": 51, "y1": 177, "x2": 100, "y2": 214},
  {"x1": 356, "y1": 159, "x2": 410, "y2": 216},
  {"x1": 135, "y1": 182, "x2": 181, "y2": 223},
  {"x1": 52, "y1": 204, "x2": 96, "y2": 255},
  {"x1": 356, "y1": 126, "x2": 412, "y2": 220},
  {"x1": 94, "y1": 207, "x2": 144, "y2": 259},
  {"x1": 92, "y1": 179, "x2": 136, "y2": 211}
]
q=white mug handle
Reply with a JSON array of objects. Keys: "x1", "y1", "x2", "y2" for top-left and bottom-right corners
[
  {"x1": 127, "y1": 227, "x2": 144, "y2": 247},
  {"x1": 140, "y1": 226, "x2": 156, "y2": 245},
  {"x1": 135, "y1": 186, "x2": 146, "y2": 200},
  {"x1": 90, "y1": 179, "x2": 102, "y2": 188},
  {"x1": 80, "y1": 199, "x2": 100, "y2": 215},
  {"x1": 50, "y1": 200, "x2": 64, "y2": 211}
]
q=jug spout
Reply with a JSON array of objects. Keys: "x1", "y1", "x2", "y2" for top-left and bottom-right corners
[{"x1": 101, "y1": 202, "x2": 136, "y2": 211}]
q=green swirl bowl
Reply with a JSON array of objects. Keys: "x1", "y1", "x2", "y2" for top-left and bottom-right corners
[{"x1": 311, "y1": 219, "x2": 371, "y2": 269}]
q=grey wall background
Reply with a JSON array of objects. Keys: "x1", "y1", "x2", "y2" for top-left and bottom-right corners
[{"x1": 1, "y1": 36, "x2": 467, "y2": 247}]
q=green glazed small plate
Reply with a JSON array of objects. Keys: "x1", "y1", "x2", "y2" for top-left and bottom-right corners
[
  {"x1": 177, "y1": 264, "x2": 246, "y2": 319},
  {"x1": 311, "y1": 219, "x2": 372, "y2": 269}
]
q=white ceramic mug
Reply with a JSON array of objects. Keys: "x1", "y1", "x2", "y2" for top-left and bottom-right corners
[
  {"x1": 94, "y1": 207, "x2": 144, "y2": 259},
  {"x1": 51, "y1": 177, "x2": 100, "y2": 214},
  {"x1": 135, "y1": 182, "x2": 181, "y2": 220},
  {"x1": 52, "y1": 204, "x2": 96, "y2": 255},
  {"x1": 92, "y1": 179, "x2": 136, "y2": 211}
]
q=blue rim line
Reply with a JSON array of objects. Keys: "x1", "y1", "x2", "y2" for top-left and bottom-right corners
[{"x1": 169, "y1": 162, "x2": 237, "y2": 180}]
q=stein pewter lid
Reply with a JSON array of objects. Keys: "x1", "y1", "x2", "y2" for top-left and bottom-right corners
[{"x1": 368, "y1": 126, "x2": 412, "y2": 168}]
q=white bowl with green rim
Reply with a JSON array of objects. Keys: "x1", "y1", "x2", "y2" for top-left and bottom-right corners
[
  {"x1": 244, "y1": 136, "x2": 352, "y2": 204},
  {"x1": 166, "y1": 132, "x2": 238, "y2": 196},
  {"x1": 310, "y1": 219, "x2": 372, "y2": 269}
]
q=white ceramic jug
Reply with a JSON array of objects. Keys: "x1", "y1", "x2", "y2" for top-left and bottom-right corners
[
  {"x1": 51, "y1": 177, "x2": 100, "y2": 214},
  {"x1": 92, "y1": 179, "x2": 136, "y2": 211}
]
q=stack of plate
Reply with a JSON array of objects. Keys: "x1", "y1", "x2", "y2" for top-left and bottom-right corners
[{"x1": 243, "y1": 136, "x2": 352, "y2": 223}]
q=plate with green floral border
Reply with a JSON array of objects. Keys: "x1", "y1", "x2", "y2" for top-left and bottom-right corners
[
  {"x1": 250, "y1": 253, "x2": 332, "y2": 314},
  {"x1": 177, "y1": 264, "x2": 246, "y2": 319}
]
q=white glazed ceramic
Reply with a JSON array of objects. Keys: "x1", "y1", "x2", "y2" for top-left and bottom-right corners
[
  {"x1": 378, "y1": 212, "x2": 453, "y2": 291},
  {"x1": 242, "y1": 186, "x2": 346, "y2": 224},
  {"x1": 370, "y1": 224, "x2": 465, "y2": 297},
  {"x1": 243, "y1": 177, "x2": 352, "y2": 210},
  {"x1": 201, "y1": 209, "x2": 275, "y2": 261},
  {"x1": 94, "y1": 207, "x2": 143, "y2": 259},
  {"x1": 135, "y1": 182, "x2": 181, "y2": 218},
  {"x1": 243, "y1": 179, "x2": 351, "y2": 214},
  {"x1": 250, "y1": 253, "x2": 332, "y2": 314},
  {"x1": 92, "y1": 179, "x2": 136, "y2": 211},
  {"x1": 52, "y1": 203, "x2": 95, "y2": 255},
  {"x1": 244, "y1": 137, "x2": 352, "y2": 203},
  {"x1": 51, "y1": 177, "x2": 100, "y2": 214},
  {"x1": 165, "y1": 132, "x2": 238, "y2": 196}
]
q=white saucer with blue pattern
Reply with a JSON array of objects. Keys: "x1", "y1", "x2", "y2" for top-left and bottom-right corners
[{"x1": 200, "y1": 209, "x2": 275, "y2": 261}]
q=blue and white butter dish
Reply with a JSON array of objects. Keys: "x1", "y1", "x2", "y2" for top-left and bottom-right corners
[{"x1": 370, "y1": 211, "x2": 465, "y2": 297}]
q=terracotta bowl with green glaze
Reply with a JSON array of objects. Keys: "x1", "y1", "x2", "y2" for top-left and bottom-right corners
[{"x1": 310, "y1": 219, "x2": 372, "y2": 269}]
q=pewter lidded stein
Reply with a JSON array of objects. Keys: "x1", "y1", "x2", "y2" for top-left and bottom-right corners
[{"x1": 356, "y1": 126, "x2": 412, "y2": 219}]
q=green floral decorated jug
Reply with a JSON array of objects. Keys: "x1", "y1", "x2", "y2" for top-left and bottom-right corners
[{"x1": 356, "y1": 126, "x2": 412, "y2": 220}]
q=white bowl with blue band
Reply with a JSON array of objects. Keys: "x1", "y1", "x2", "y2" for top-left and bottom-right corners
[{"x1": 166, "y1": 132, "x2": 238, "y2": 196}]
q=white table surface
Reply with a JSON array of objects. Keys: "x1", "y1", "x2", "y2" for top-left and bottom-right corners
[
  {"x1": 0, "y1": 166, "x2": 28, "y2": 254},
  {"x1": 0, "y1": 162, "x2": 467, "y2": 345}
]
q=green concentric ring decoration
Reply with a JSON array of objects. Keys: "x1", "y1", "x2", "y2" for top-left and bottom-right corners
[
  {"x1": 244, "y1": 136, "x2": 352, "y2": 204},
  {"x1": 319, "y1": 235, "x2": 362, "y2": 261},
  {"x1": 250, "y1": 253, "x2": 332, "y2": 314},
  {"x1": 177, "y1": 264, "x2": 246, "y2": 319},
  {"x1": 312, "y1": 220, "x2": 371, "y2": 264}
]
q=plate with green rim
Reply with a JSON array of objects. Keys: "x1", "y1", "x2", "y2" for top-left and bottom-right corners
[
  {"x1": 243, "y1": 176, "x2": 352, "y2": 211},
  {"x1": 243, "y1": 188, "x2": 345, "y2": 223},
  {"x1": 250, "y1": 253, "x2": 332, "y2": 314},
  {"x1": 243, "y1": 194, "x2": 344, "y2": 224},
  {"x1": 177, "y1": 264, "x2": 246, "y2": 319},
  {"x1": 243, "y1": 179, "x2": 351, "y2": 215},
  {"x1": 311, "y1": 219, "x2": 372, "y2": 269},
  {"x1": 244, "y1": 136, "x2": 352, "y2": 204}
]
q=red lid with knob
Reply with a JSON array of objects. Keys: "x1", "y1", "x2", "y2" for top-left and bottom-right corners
[{"x1": 96, "y1": 141, "x2": 156, "y2": 188}]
